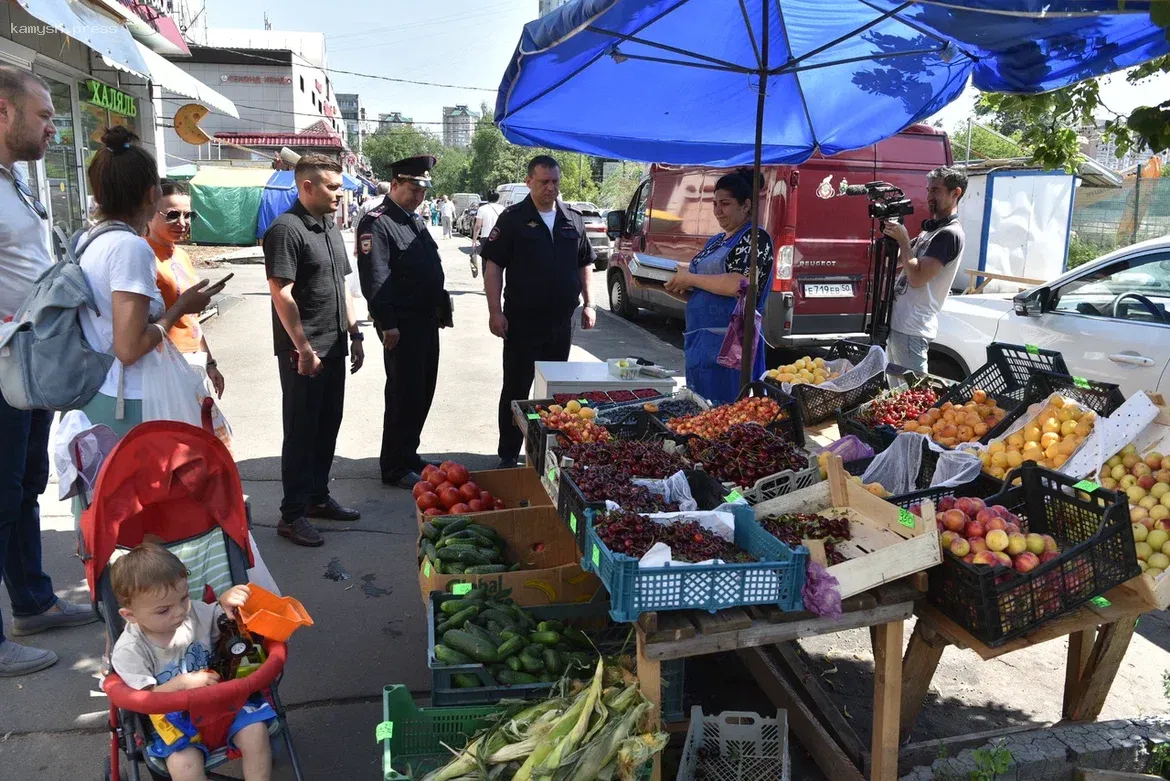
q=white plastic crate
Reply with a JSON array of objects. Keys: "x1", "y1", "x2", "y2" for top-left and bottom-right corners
[{"x1": 677, "y1": 707, "x2": 790, "y2": 781}]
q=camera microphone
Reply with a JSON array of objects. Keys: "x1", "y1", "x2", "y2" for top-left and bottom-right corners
[{"x1": 843, "y1": 184, "x2": 869, "y2": 197}]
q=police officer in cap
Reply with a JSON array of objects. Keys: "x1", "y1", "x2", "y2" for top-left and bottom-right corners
[
  {"x1": 481, "y1": 154, "x2": 596, "y2": 468},
  {"x1": 357, "y1": 155, "x2": 451, "y2": 488}
]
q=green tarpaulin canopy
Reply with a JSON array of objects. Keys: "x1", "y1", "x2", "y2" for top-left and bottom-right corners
[{"x1": 188, "y1": 168, "x2": 272, "y2": 245}]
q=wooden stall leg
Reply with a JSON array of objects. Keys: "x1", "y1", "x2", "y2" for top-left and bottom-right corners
[
  {"x1": 636, "y1": 630, "x2": 663, "y2": 781},
  {"x1": 1063, "y1": 627, "x2": 1096, "y2": 719},
  {"x1": 1065, "y1": 619, "x2": 1137, "y2": 722},
  {"x1": 872, "y1": 620, "x2": 904, "y2": 781},
  {"x1": 900, "y1": 623, "x2": 949, "y2": 741}
]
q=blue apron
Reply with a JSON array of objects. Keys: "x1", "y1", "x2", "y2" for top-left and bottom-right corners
[{"x1": 684, "y1": 223, "x2": 770, "y2": 405}]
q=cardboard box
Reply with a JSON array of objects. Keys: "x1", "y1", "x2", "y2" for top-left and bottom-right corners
[
  {"x1": 418, "y1": 504, "x2": 600, "y2": 608},
  {"x1": 753, "y1": 456, "x2": 941, "y2": 599},
  {"x1": 415, "y1": 467, "x2": 554, "y2": 529}
]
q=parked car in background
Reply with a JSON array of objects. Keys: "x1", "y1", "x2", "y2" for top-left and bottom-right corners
[
  {"x1": 457, "y1": 200, "x2": 485, "y2": 236},
  {"x1": 565, "y1": 201, "x2": 612, "y2": 271},
  {"x1": 928, "y1": 236, "x2": 1170, "y2": 396},
  {"x1": 452, "y1": 193, "x2": 480, "y2": 220},
  {"x1": 496, "y1": 183, "x2": 530, "y2": 208}
]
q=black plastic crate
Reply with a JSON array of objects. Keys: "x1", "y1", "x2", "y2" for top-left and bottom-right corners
[
  {"x1": 650, "y1": 382, "x2": 805, "y2": 448},
  {"x1": 927, "y1": 464, "x2": 1140, "y2": 647},
  {"x1": 845, "y1": 444, "x2": 1001, "y2": 512},
  {"x1": 764, "y1": 340, "x2": 888, "y2": 425},
  {"x1": 836, "y1": 376, "x2": 951, "y2": 455},
  {"x1": 982, "y1": 370, "x2": 1125, "y2": 444}
]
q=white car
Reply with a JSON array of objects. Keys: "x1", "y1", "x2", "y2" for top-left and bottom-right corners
[{"x1": 929, "y1": 236, "x2": 1170, "y2": 398}]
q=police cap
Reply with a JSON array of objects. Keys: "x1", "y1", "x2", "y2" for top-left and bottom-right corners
[{"x1": 390, "y1": 155, "x2": 436, "y2": 187}]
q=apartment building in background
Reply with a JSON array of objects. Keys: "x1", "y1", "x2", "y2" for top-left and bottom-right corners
[{"x1": 442, "y1": 105, "x2": 479, "y2": 148}]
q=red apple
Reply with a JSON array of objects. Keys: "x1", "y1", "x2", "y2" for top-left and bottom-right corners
[
  {"x1": 1139, "y1": 475, "x2": 1157, "y2": 491},
  {"x1": 1014, "y1": 552, "x2": 1040, "y2": 573},
  {"x1": 949, "y1": 537, "x2": 971, "y2": 557},
  {"x1": 1147, "y1": 453, "x2": 1165, "y2": 470},
  {"x1": 941, "y1": 510, "x2": 967, "y2": 533},
  {"x1": 1156, "y1": 519, "x2": 1170, "y2": 532},
  {"x1": 964, "y1": 520, "x2": 986, "y2": 539}
]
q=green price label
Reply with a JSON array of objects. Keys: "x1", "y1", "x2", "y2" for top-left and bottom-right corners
[
  {"x1": 423, "y1": 560, "x2": 432, "y2": 578},
  {"x1": 1025, "y1": 344, "x2": 1039, "y2": 355},
  {"x1": 591, "y1": 544, "x2": 600, "y2": 568},
  {"x1": 1073, "y1": 376, "x2": 1090, "y2": 389},
  {"x1": 578, "y1": 398, "x2": 589, "y2": 405},
  {"x1": 898, "y1": 509, "x2": 916, "y2": 529},
  {"x1": 569, "y1": 512, "x2": 578, "y2": 533},
  {"x1": 548, "y1": 467, "x2": 558, "y2": 482},
  {"x1": 1090, "y1": 596, "x2": 1111, "y2": 609},
  {"x1": 375, "y1": 721, "x2": 393, "y2": 743},
  {"x1": 724, "y1": 490, "x2": 744, "y2": 503},
  {"x1": 452, "y1": 582, "x2": 472, "y2": 596},
  {"x1": 1073, "y1": 480, "x2": 1100, "y2": 493},
  {"x1": 526, "y1": 412, "x2": 540, "y2": 420}
]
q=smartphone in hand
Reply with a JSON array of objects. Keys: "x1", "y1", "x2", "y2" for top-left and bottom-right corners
[{"x1": 205, "y1": 272, "x2": 235, "y2": 295}]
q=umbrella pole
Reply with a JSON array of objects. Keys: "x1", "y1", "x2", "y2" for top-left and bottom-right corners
[{"x1": 739, "y1": 6, "x2": 769, "y2": 391}]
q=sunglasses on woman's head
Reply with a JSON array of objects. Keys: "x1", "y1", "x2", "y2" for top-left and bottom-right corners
[
  {"x1": 14, "y1": 178, "x2": 48, "y2": 220},
  {"x1": 159, "y1": 209, "x2": 196, "y2": 223}
]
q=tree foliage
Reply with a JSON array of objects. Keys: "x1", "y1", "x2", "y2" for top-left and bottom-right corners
[
  {"x1": 598, "y1": 163, "x2": 647, "y2": 210},
  {"x1": 950, "y1": 121, "x2": 1026, "y2": 162},
  {"x1": 363, "y1": 124, "x2": 442, "y2": 180}
]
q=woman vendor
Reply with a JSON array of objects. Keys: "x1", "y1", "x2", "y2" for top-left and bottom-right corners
[{"x1": 663, "y1": 169, "x2": 774, "y2": 404}]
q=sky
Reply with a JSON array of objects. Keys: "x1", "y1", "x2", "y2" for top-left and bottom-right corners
[
  {"x1": 203, "y1": 0, "x2": 539, "y2": 128},
  {"x1": 202, "y1": 0, "x2": 1168, "y2": 139}
]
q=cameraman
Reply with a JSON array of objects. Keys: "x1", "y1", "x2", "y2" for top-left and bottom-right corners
[{"x1": 881, "y1": 166, "x2": 966, "y2": 374}]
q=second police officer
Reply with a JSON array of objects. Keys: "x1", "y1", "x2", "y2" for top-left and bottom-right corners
[
  {"x1": 357, "y1": 155, "x2": 452, "y2": 489},
  {"x1": 481, "y1": 154, "x2": 597, "y2": 469}
]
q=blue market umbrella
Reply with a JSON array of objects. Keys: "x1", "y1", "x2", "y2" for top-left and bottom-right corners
[{"x1": 496, "y1": 0, "x2": 1168, "y2": 386}]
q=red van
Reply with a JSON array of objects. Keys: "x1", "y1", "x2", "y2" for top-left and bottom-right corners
[{"x1": 604, "y1": 125, "x2": 953, "y2": 348}]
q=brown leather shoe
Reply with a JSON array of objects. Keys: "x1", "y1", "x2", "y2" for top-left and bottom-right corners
[
  {"x1": 277, "y1": 517, "x2": 324, "y2": 547},
  {"x1": 306, "y1": 497, "x2": 361, "y2": 521}
]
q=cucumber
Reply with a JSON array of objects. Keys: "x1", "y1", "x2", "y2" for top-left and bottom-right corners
[
  {"x1": 542, "y1": 649, "x2": 564, "y2": 675},
  {"x1": 496, "y1": 636, "x2": 526, "y2": 658},
  {"x1": 537, "y1": 620, "x2": 564, "y2": 634},
  {"x1": 530, "y1": 631, "x2": 562, "y2": 647},
  {"x1": 442, "y1": 518, "x2": 471, "y2": 534},
  {"x1": 496, "y1": 670, "x2": 539, "y2": 685},
  {"x1": 505, "y1": 655, "x2": 524, "y2": 672},
  {"x1": 435, "y1": 546, "x2": 492, "y2": 565},
  {"x1": 433, "y1": 644, "x2": 474, "y2": 666},
  {"x1": 446, "y1": 563, "x2": 466, "y2": 574},
  {"x1": 466, "y1": 523, "x2": 501, "y2": 540},
  {"x1": 480, "y1": 608, "x2": 520, "y2": 627},
  {"x1": 439, "y1": 598, "x2": 483, "y2": 615},
  {"x1": 519, "y1": 653, "x2": 545, "y2": 674},
  {"x1": 563, "y1": 628, "x2": 592, "y2": 650},
  {"x1": 525, "y1": 643, "x2": 546, "y2": 658},
  {"x1": 429, "y1": 515, "x2": 454, "y2": 529},
  {"x1": 421, "y1": 522, "x2": 440, "y2": 542},
  {"x1": 432, "y1": 560, "x2": 445, "y2": 575},
  {"x1": 442, "y1": 629, "x2": 499, "y2": 663},
  {"x1": 498, "y1": 629, "x2": 521, "y2": 641},
  {"x1": 443, "y1": 606, "x2": 480, "y2": 630},
  {"x1": 420, "y1": 540, "x2": 438, "y2": 565},
  {"x1": 463, "y1": 564, "x2": 508, "y2": 574},
  {"x1": 452, "y1": 673, "x2": 483, "y2": 688}
]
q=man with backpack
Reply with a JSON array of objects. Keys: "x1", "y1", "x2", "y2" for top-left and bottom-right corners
[{"x1": 0, "y1": 65, "x2": 98, "y2": 677}]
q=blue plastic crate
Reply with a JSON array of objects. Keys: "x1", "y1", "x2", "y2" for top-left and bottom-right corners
[{"x1": 581, "y1": 504, "x2": 808, "y2": 623}]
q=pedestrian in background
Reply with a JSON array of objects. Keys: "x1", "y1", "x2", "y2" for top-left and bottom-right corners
[
  {"x1": 471, "y1": 191, "x2": 503, "y2": 279},
  {"x1": 264, "y1": 154, "x2": 365, "y2": 547},
  {"x1": 481, "y1": 154, "x2": 596, "y2": 468},
  {"x1": 357, "y1": 156, "x2": 450, "y2": 488},
  {"x1": 146, "y1": 179, "x2": 226, "y2": 398},
  {"x1": 420, "y1": 199, "x2": 431, "y2": 226},
  {"x1": 440, "y1": 195, "x2": 455, "y2": 239},
  {"x1": 0, "y1": 65, "x2": 99, "y2": 677}
]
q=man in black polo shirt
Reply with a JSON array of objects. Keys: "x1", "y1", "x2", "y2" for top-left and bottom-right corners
[
  {"x1": 481, "y1": 154, "x2": 596, "y2": 468},
  {"x1": 264, "y1": 154, "x2": 365, "y2": 547}
]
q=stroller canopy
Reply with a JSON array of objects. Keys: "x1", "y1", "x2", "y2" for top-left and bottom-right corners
[{"x1": 82, "y1": 420, "x2": 251, "y2": 599}]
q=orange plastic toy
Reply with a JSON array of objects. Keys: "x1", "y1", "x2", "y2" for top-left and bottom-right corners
[{"x1": 238, "y1": 584, "x2": 313, "y2": 642}]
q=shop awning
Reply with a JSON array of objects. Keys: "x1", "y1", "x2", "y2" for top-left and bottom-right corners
[
  {"x1": 14, "y1": 0, "x2": 149, "y2": 79},
  {"x1": 132, "y1": 43, "x2": 239, "y2": 118}
]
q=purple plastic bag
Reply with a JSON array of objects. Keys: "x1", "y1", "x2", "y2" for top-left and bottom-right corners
[
  {"x1": 801, "y1": 561, "x2": 842, "y2": 619},
  {"x1": 717, "y1": 279, "x2": 762, "y2": 370},
  {"x1": 822, "y1": 435, "x2": 875, "y2": 464}
]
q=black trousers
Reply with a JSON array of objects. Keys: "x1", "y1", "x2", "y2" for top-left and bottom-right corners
[
  {"x1": 381, "y1": 320, "x2": 440, "y2": 480},
  {"x1": 497, "y1": 315, "x2": 573, "y2": 461},
  {"x1": 278, "y1": 354, "x2": 346, "y2": 521}
]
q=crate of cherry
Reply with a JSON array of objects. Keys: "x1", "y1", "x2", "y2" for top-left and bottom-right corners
[
  {"x1": 581, "y1": 504, "x2": 808, "y2": 622},
  {"x1": 762, "y1": 340, "x2": 888, "y2": 425},
  {"x1": 836, "y1": 379, "x2": 948, "y2": 455},
  {"x1": 926, "y1": 463, "x2": 1140, "y2": 646},
  {"x1": 683, "y1": 424, "x2": 819, "y2": 505},
  {"x1": 656, "y1": 382, "x2": 804, "y2": 448}
]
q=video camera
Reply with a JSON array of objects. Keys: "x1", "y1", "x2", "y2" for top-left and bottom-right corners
[{"x1": 844, "y1": 181, "x2": 914, "y2": 223}]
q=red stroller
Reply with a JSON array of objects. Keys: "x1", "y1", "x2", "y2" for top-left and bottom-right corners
[{"x1": 81, "y1": 413, "x2": 304, "y2": 781}]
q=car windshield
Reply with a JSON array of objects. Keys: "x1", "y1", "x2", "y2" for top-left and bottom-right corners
[{"x1": 1053, "y1": 253, "x2": 1170, "y2": 322}]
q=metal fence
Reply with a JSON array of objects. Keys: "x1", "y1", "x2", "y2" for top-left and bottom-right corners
[{"x1": 1070, "y1": 166, "x2": 1170, "y2": 261}]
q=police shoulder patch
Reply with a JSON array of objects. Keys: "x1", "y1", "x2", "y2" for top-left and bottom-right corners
[
  {"x1": 359, "y1": 233, "x2": 373, "y2": 254},
  {"x1": 488, "y1": 226, "x2": 500, "y2": 242}
]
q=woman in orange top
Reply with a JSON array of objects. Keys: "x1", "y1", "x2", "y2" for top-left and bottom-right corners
[{"x1": 145, "y1": 179, "x2": 225, "y2": 397}]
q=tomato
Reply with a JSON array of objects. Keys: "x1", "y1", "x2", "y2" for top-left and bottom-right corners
[
  {"x1": 493, "y1": 498, "x2": 506, "y2": 510},
  {"x1": 416, "y1": 491, "x2": 441, "y2": 511},
  {"x1": 479, "y1": 490, "x2": 494, "y2": 506},
  {"x1": 411, "y1": 480, "x2": 435, "y2": 500},
  {"x1": 423, "y1": 506, "x2": 446, "y2": 517},
  {"x1": 440, "y1": 460, "x2": 460, "y2": 473},
  {"x1": 449, "y1": 502, "x2": 471, "y2": 514},
  {"x1": 467, "y1": 499, "x2": 485, "y2": 512},
  {"x1": 421, "y1": 465, "x2": 440, "y2": 483},
  {"x1": 430, "y1": 469, "x2": 448, "y2": 486},
  {"x1": 439, "y1": 487, "x2": 462, "y2": 510},
  {"x1": 446, "y1": 464, "x2": 470, "y2": 487},
  {"x1": 434, "y1": 481, "x2": 454, "y2": 495},
  {"x1": 457, "y1": 481, "x2": 479, "y2": 503}
]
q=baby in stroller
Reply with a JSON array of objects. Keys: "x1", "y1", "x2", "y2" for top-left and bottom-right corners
[{"x1": 109, "y1": 543, "x2": 274, "y2": 781}]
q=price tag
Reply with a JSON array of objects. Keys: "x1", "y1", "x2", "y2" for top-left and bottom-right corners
[
  {"x1": 1073, "y1": 376, "x2": 1090, "y2": 389},
  {"x1": 898, "y1": 508, "x2": 916, "y2": 529},
  {"x1": 1073, "y1": 480, "x2": 1100, "y2": 493},
  {"x1": 578, "y1": 398, "x2": 589, "y2": 405},
  {"x1": 724, "y1": 490, "x2": 744, "y2": 503},
  {"x1": 591, "y1": 544, "x2": 600, "y2": 568},
  {"x1": 451, "y1": 582, "x2": 472, "y2": 596},
  {"x1": 569, "y1": 512, "x2": 578, "y2": 533},
  {"x1": 375, "y1": 721, "x2": 394, "y2": 743},
  {"x1": 422, "y1": 560, "x2": 432, "y2": 578},
  {"x1": 526, "y1": 412, "x2": 540, "y2": 420},
  {"x1": 548, "y1": 466, "x2": 558, "y2": 482},
  {"x1": 1025, "y1": 344, "x2": 1039, "y2": 355},
  {"x1": 1090, "y1": 596, "x2": 1111, "y2": 609}
]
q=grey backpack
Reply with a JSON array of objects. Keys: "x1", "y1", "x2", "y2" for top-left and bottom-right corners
[{"x1": 0, "y1": 222, "x2": 136, "y2": 411}]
